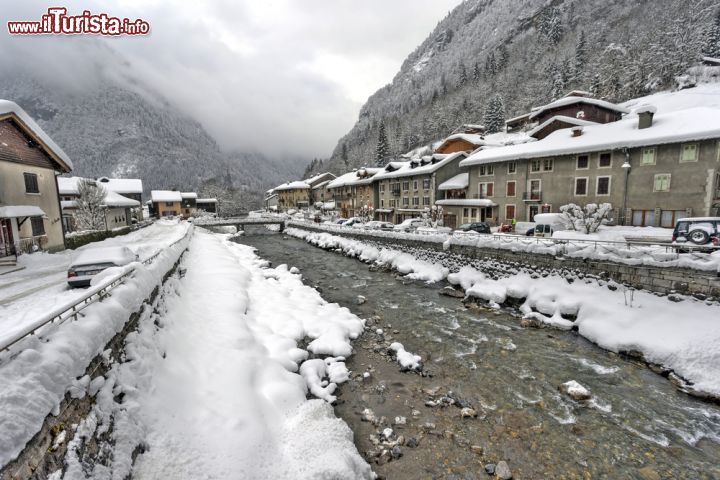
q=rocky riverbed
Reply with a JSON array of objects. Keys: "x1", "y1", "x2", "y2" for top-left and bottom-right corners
[{"x1": 236, "y1": 228, "x2": 720, "y2": 479}]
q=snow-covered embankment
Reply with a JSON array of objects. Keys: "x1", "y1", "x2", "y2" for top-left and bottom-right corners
[{"x1": 286, "y1": 227, "x2": 720, "y2": 401}]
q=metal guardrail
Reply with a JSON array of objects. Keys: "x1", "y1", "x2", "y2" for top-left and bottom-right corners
[{"x1": 0, "y1": 228, "x2": 192, "y2": 354}]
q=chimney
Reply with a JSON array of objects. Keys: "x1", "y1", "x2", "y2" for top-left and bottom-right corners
[
  {"x1": 635, "y1": 105, "x2": 656, "y2": 129},
  {"x1": 571, "y1": 126, "x2": 583, "y2": 137}
]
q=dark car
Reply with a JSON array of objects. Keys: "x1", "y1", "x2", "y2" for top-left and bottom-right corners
[
  {"x1": 672, "y1": 217, "x2": 719, "y2": 251},
  {"x1": 457, "y1": 222, "x2": 491, "y2": 234}
]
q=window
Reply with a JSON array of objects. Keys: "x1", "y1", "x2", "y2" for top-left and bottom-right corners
[
  {"x1": 505, "y1": 204, "x2": 516, "y2": 220},
  {"x1": 402, "y1": 197, "x2": 409, "y2": 206},
  {"x1": 632, "y1": 210, "x2": 655, "y2": 227},
  {"x1": 413, "y1": 180, "x2": 418, "y2": 190},
  {"x1": 507, "y1": 161, "x2": 517, "y2": 174},
  {"x1": 528, "y1": 179, "x2": 541, "y2": 198},
  {"x1": 166, "y1": 202, "x2": 174, "y2": 206},
  {"x1": 402, "y1": 181, "x2": 410, "y2": 191},
  {"x1": 577, "y1": 155, "x2": 589, "y2": 169},
  {"x1": 641, "y1": 148, "x2": 656, "y2": 165},
  {"x1": 599, "y1": 152, "x2": 612, "y2": 168},
  {"x1": 24, "y1": 173, "x2": 39, "y2": 194},
  {"x1": 541, "y1": 204, "x2": 552, "y2": 213},
  {"x1": 506, "y1": 181, "x2": 516, "y2": 197},
  {"x1": 422, "y1": 196, "x2": 430, "y2": 206},
  {"x1": 412, "y1": 197, "x2": 419, "y2": 206},
  {"x1": 575, "y1": 177, "x2": 588, "y2": 196},
  {"x1": 680, "y1": 143, "x2": 698, "y2": 162},
  {"x1": 654, "y1": 174, "x2": 671, "y2": 192},
  {"x1": 479, "y1": 165, "x2": 494, "y2": 176},
  {"x1": 596, "y1": 176, "x2": 611, "y2": 195},
  {"x1": 543, "y1": 159, "x2": 553, "y2": 171},
  {"x1": 479, "y1": 182, "x2": 494, "y2": 197},
  {"x1": 530, "y1": 160, "x2": 541, "y2": 172},
  {"x1": 30, "y1": 217, "x2": 45, "y2": 236},
  {"x1": 389, "y1": 199, "x2": 396, "y2": 208},
  {"x1": 380, "y1": 183, "x2": 385, "y2": 192},
  {"x1": 423, "y1": 178, "x2": 431, "y2": 189},
  {"x1": 380, "y1": 199, "x2": 385, "y2": 207}
]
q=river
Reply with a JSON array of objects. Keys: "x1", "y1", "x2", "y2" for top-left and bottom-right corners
[{"x1": 235, "y1": 227, "x2": 720, "y2": 479}]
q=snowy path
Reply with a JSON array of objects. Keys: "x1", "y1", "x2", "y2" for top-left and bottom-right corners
[{"x1": 127, "y1": 231, "x2": 372, "y2": 479}]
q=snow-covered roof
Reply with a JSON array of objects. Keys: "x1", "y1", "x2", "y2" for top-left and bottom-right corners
[
  {"x1": 438, "y1": 173, "x2": 469, "y2": 190},
  {"x1": 312, "y1": 179, "x2": 332, "y2": 190},
  {"x1": 563, "y1": 90, "x2": 593, "y2": 98},
  {"x1": 180, "y1": 192, "x2": 198, "y2": 199},
  {"x1": 505, "y1": 112, "x2": 531, "y2": 124},
  {"x1": 435, "y1": 133, "x2": 495, "y2": 153},
  {"x1": 274, "y1": 180, "x2": 311, "y2": 191},
  {"x1": 104, "y1": 190, "x2": 140, "y2": 208},
  {"x1": 326, "y1": 168, "x2": 383, "y2": 189},
  {"x1": 304, "y1": 172, "x2": 336, "y2": 186},
  {"x1": 0, "y1": 99, "x2": 73, "y2": 172},
  {"x1": 528, "y1": 96, "x2": 630, "y2": 121},
  {"x1": 461, "y1": 107, "x2": 720, "y2": 167},
  {"x1": 527, "y1": 115, "x2": 598, "y2": 138},
  {"x1": 0, "y1": 205, "x2": 46, "y2": 218},
  {"x1": 197, "y1": 198, "x2": 218, "y2": 203},
  {"x1": 58, "y1": 177, "x2": 82, "y2": 196},
  {"x1": 151, "y1": 190, "x2": 183, "y2": 202},
  {"x1": 374, "y1": 152, "x2": 467, "y2": 181},
  {"x1": 435, "y1": 199, "x2": 497, "y2": 207},
  {"x1": 96, "y1": 177, "x2": 143, "y2": 194},
  {"x1": 634, "y1": 105, "x2": 657, "y2": 115}
]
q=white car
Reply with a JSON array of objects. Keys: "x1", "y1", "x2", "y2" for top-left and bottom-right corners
[
  {"x1": 393, "y1": 218, "x2": 424, "y2": 232},
  {"x1": 68, "y1": 246, "x2": 138, "y2": 288},
  {"x1": 364, "y1": 221, "x2": 394, "y2": 231}
]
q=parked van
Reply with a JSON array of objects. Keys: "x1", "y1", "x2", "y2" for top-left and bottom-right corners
[
  {"x1": 533, "y1": 213, "x2": 571, "y2": 238},
  {"x1": 672, "y1": 217, "x2": 720, "y2": 250}
]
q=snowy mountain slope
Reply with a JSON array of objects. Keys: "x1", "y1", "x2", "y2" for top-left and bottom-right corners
[
  {"x1": 0, "y1": 73, "x2": 303, "y2": 209},
  {"x1": 317, "y1": 0, "x2": 716, "y2": 173}
]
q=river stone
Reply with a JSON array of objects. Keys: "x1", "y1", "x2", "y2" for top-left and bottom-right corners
[
  {"x1": 495, "y1": 461, "x2": 512, "y2": 479},
  {"x1": 558, "y1": 380, "x2": 592, "y2": 401},
  {"x1": 638, "y1": 467, "x2": 661, "y2": 480},
  {"x1": 484, "y1": 463, "x2": 496, "y2": 475},
  {"x1": 356, "y1": 295, "x2": 367, "y2": 305},
  {"x1": 471, "y1": 445, "x2": 484, "y2": 455},
  {"x1": 440, "y1": 286, "x2": 465, "y2": 298},
  {"x1": 391, "y1": 446, "x2": 403, "y2": 459},
  {"x1": 406, "y1": 437, "x2": 419, "y2": 448},
  {"x1": 520, "y1": 316, "x2": 545, "y2": 329},
  {"x1": 460, "y1": 407, "x2": 478, "y2": 418}
]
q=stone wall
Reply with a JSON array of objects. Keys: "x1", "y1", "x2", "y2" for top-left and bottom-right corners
[{"x1": 290, "y1": 224, "x2": 720, "y2": 300}]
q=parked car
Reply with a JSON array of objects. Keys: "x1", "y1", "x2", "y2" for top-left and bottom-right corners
[
  {"x1": 457, "y1": 222, "x2": 491, "y2": 234},
  {"x1": 342, "y1": 217, "x2": 363, "y2": 227},
  {"x1": 393, "y1": 218, "x2": 424, "y2": 232},
  {"x1": 68, "y1": 246, "x2": 138, "y2": 288},
  {"x1": 672, "y1": 217, "x2": 720, "y2": 250}
]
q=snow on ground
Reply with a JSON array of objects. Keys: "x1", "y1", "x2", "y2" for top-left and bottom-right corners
[
  {"x1": 71, "y1": 230, "x2": 372, "y2": 479},
  {"x1": 553, "y1": 225, "x2": 674, "y2": 242},
  {"x1": 622, "y1": 82, "x2": 720, "y2": 115},
  {"x1": 288, "y1": 221, "x2": 720, "y2": 272},
  {"x1": 0, "y1": 220, "x2": 191, "y2": 348},
  {"x1": 289, "y1": 228, "x2": 720, "y2": 399},
  {"x1": 0, "y1": 223, "x2": 192, "y2": 469}
]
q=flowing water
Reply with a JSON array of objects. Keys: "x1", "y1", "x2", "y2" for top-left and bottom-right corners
[{"x1": 235, "y1": 228, "x2": 720, "y2": 479}]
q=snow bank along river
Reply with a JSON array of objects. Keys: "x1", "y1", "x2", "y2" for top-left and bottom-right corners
[{"x1": 238, "y1": 226, "x2": 720, "y2": 479}]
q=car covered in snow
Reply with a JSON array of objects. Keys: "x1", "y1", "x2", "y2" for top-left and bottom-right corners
[
  {"x1": 393, "y1": 218, "x2": 424, "y2": 232},
  {"x1": 364, "y1": 221, "x2": 394, "y2": 231},
  {"x1": 67, "y1": 246, "x2": 139, "y2": 288},
  {"x1": 456, "y1": 222, "x2": 491, "y2": 235},
  {"x1": 672, "y1": 217, "x2": 720, "y2": 250},
  {"x1": 341, "y1": 217, "x2": 363, "y2": 227}
]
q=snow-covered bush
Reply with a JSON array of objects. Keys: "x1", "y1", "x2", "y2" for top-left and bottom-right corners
[{"x1": 559, "y1": 203, "x2": 613, "y2": 234}]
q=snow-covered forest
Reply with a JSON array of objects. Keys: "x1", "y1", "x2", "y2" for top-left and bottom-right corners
[{"x1": 309, "y1": 0, "x2": 720, "y2": 175}]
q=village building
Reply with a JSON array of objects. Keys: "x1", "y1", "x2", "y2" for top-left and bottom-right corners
[
  {"x1": 196, "y1": 198, "x2": 218, "y2": 214},
  {"x1": 434, "y1": 124, "x2": 493, "y2": 155},
  {"x1": 460, "y1": 105, "x2": 720, "y2": 226},
  {"x1": 373, "y1": 152, "x2": 467, "y2": 223},
  {"x1": 150, "y1": 190, "x2": 183, "y2": 218},
  {"x1": 432, "y1": 172, "x2": 493, "y2": 228},
  {"x1": 311, "y1": 179, "x2": 334, "y2": 210},
  {"x1": 326, "y1": 167, "x2": 382, "y2": 218},
  {"x1": 180, "y1": 192, "x2": 197, "y2": 218},
  {"x1": 264, "y1": 189, "x2": 279, "y2": 211},
  {"x1": 274, "y1": 172, "x2": 335, "y2": 211},
  {"x1": 95, "y1": 177, "x2": 144, "y2": 220},
  {"x1": 58, "y1": 177, "x2": 141, "y2": 232},
  {"x1": 0, "y1": 100, "x2": 73, "y2": 257}
]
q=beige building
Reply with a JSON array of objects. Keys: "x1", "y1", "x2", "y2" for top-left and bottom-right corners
[
  {"x1": 274, "y1": 172, "x2": 335, "y2": 211},
  {"x1": 150, "y1": 190, "x2": 183, "y2": 218},
  {"x1": 373, "y1": 152, "x2": 467, "y2": 223},
  {"x1": 0, "y1": 100, "x2": 73, "y2": 257},
  {"x1": 460, "y1": 106, "x2": 720, "y2": 226},
  {"x1": 326, "y1": 168, "x2": 382, "y2": 218}
]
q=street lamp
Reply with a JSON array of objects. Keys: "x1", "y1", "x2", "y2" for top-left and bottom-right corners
[{"x1": 621, "y1": 149, "x2": 631, "y2": 226}]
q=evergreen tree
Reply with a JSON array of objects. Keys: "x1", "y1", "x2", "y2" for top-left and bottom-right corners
[
  {"x1": 457, "y1": 63, "x2": 468, "y2": 87},
  {"x1": 472, "y1": 62, "x2": 481, "y2": 83},
  {"x1": 483, "y1": 94, "x2": 505, "y2": 133},
  {"x1": 375, "y1": 119, "x2": 391, "y2": 166},
  {"x1": 590, "y1": 73, "x2": 601, "y2": 97},
  {"x1": 539, "y1": 7, "x2": 564, "y2": 45},
  {"x1": 341, "y1": 143, "x2": 348, "y2": 167},
  {"x1": 705, "y1": 10, "x2": 720, "y2": 58},
  {"x1": 574, "y1": 31, "x2": 588, "y2": 81},
  {"x1": 485, "y1": 51, "x2": 497, "y2": 76},
  {"x1": 550, "y1": 65, "x2": 565, "y2": 99},
  {"x1": 496, "y1": 45, "x2": 509, "y2": 71}
]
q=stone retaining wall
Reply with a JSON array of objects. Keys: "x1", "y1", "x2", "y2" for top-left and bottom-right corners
[{"x1": 290, "y1": 224, "x2": 720, "y2": 300}]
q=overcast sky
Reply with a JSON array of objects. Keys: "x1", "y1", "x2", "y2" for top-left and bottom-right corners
[{"x1": 1, "y1": 0, "x2": 463, "y2": 158}]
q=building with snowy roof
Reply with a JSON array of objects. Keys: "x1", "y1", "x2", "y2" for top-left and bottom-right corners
[
  {"x1": 326, "y1": 167, "x2": 382, "y2": 218},
  {"x1": 373, "y1": 152, "x2": 467, "y2": 223},
  {"x1": 150, "y1": 190, "x2": 184, "y2": 218},
  {"x1": 0, "y1": 100, "x2": 74, "y2": 257},
  {"x1": 273, "y1": 172, "x2": 335, "y2": 211},
  {"x1": 58, "y1": 177, "x2": 141, "y2": 232},
  {"x1": 459, "y1": 105, "x2": 720, "y2": 226}
]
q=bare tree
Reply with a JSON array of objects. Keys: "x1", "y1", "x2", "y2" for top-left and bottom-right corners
[
  {"x1": 75, "y1": 179, "x2": 107, "y2": 231},
  {"x1": 559, "y1": 203, "x2": 613, "y2": 234}
]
